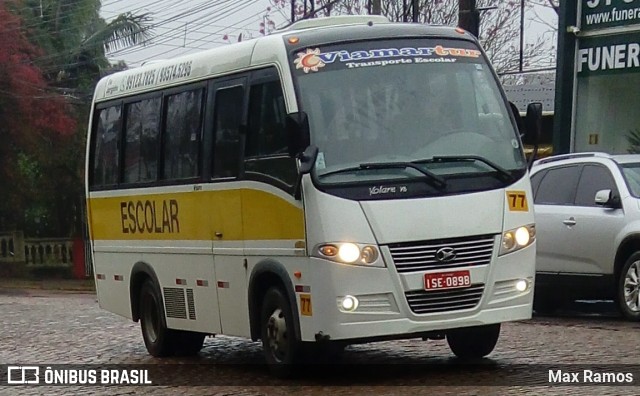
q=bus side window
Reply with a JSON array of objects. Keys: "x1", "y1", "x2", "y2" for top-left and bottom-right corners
[
  {"x1": 244, "y1": 80, "x2": 296, "y2": 188},
  {"x1": 163, "y1": 89, "x2": 204, "y2": 180},
  {"x1": 92, "y1": 105, "x2": 122, "y2": 188},
  {"x1": 212, "y1": 85, "x2": 244, "y2": 179},
  {"x1": 123, "y1": 97, "x2": 161, "y2": 184}
]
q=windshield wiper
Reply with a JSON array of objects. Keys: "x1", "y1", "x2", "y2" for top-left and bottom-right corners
[
  {"x1": 359, "y1": 162, "x2": 447, "y2": 189},
  {"x1": 413, "y1": 155, "x2": 514, "y2": 182},
  {"x1": 318, "y1": 162, "x2": 447, "y2": 189}
]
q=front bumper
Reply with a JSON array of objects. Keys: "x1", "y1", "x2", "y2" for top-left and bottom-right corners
[{"x1": 296, "y1": 241, "x2": 535, "y2": 342}]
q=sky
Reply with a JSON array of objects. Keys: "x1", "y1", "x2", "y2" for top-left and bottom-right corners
[{"x1": 101, "y1": 0, "x2": 558, "y2": 69}]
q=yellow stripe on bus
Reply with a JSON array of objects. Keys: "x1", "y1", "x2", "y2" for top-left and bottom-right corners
[{"x1": 88, "y1": 189, "x2": 304, "y2": 241}]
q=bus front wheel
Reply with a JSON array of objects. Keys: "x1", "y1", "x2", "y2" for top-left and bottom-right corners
[
  {"x1": 139, "y1": 280, "x2": 175, "y2": 357},
  {"x1": 447, "y1": 324, "x2": 500, "y2": 359},
  {"x1": 260, "y1": 287, "x2": 302, "y2": 377}
]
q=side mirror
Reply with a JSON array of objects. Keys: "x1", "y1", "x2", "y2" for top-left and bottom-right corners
[
  {"x1": 526, "y1": 102, "x2": 543, "y2": 170},
  {"x1": 595, "y1": 189, "x2": 621, "y2": 208},
  {"x1": 525, "y1": 102, "x2": 543, "y2": 144},
  {"x1": 293, "y1": 145, "x2": 319, "y2": 200},
  {"x1": 509, "y1": 102, "x2": 524, "y2": 137},
  {"x1": 286, "y1": 111, "x2": 310, "y2": 158},
  {"x1": 298, "y1": 145, "x2": 318, "y2": 175}
]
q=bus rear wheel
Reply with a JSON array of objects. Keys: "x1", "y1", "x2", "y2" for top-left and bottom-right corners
[
  {"x1": 447, "y1": 324, "x2": 500, "y2": 359},
  {"x1": 139, "y1": 280, "x2": 175, "y2": 357},
  {"x1": 260, "y1": 287, "x2": 302, "y2": 377}
]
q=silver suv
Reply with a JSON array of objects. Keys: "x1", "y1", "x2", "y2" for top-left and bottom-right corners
[{"x1": 530, "y1": 152, "x2": 640, "y2": 320}]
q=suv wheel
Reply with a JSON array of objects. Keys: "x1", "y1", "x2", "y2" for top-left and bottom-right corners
[{"x1": 617, "y1": 252, "x2": 640, "y2": 321}]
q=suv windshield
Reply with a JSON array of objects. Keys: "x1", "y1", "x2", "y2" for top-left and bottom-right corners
[
  {"x1": 620, "y1": 162, "x2": 640, "y2": 197},
  {"x1": 290, "y1": 38, "x2": 526, "y2": 185}
]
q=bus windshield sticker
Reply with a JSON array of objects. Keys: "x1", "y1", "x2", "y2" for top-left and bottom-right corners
[{"x1": 293, "y1": 45, "x2": 482, "y2": 74}]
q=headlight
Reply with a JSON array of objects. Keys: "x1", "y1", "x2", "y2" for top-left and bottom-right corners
[
  {"x1": 338, "y1": 243, "x2": 361, "y2": 263},
  {"x1": 499, "y1": 224, "x2": 535, "y2": 256},
  {"x1": 315, "y1": 242, "x2": 383, "y2": 267}
]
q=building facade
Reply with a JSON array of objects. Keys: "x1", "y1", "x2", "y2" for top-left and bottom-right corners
[{"x1": 555, "y1": 0, "x2": 640, "y2": 154}]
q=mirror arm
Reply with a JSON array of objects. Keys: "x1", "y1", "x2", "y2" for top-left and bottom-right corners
[
  {"x1": 293, "y1": 146, "x2": 319, "y2": 201},
  {"x1": 294, "y1": 175, "x2": 303, "y2": 200},
  {"x1": 528, "y1": 143, "x2": 539, "y2": 171}
]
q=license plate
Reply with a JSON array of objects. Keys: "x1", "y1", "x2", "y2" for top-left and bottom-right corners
[{"x1": 424, "y1": 270, "x2": 471, "y2": 290}]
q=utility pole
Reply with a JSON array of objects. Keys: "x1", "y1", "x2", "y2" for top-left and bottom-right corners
[
  {"x1": 371, "y1": 0, "x2": 381, "y2": 15},
  {"x1": 519, "y1": 0, "x2": 525, "y2": 72},
  {"x1": 412, "y1": 0, "x2": 419, "y2": 22},
  {"x1": 291, "y1": 0, "x2": 296, "y2": 23},
  {"x1": 458, "y1": 0, "x2": 479, "y2": 37}
]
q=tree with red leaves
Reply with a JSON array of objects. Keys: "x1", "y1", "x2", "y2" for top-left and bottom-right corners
[{"x1": 0, "y1": 0, "x2": 76, "y2": 233}]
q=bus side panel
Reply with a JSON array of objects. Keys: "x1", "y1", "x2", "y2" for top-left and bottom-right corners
[
  {"x1": 88, "y1": 190, "x2": 223, "y2": 334},
  {"x1": 240, "y1": 184, "x2": 306, "y2": 338},
  {"x1": 144, "y1": 249, "x2": 222, "y2": 334},
  {"x1": 210, "y1": 186, "x2": 248, "y2": 337},
  {"x1": 92, "y1": 248, "x2": 139, "y2": 320}
]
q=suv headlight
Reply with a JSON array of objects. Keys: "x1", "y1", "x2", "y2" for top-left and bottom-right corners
[
  {"x1": 499, "y1": 224, "x2": 536, "y2": 256},
  {"x1": 314, "y1": 243, "x2": 384, "y2": 267}
]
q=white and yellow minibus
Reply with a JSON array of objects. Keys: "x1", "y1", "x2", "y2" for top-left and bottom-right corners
[{"x1": 86, "y1": 15, "x2": 540, "y2": 376}]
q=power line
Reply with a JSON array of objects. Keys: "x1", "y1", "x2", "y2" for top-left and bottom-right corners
[
  {"x1": 27, "y1": 0, "x2": 237, "y2": 65},
  {"x1": 115, "y1": 6, "x2": 265, "y2": 66},
  {"x1": 110, "y1": 1, "x2": 260, "y2": 60}
]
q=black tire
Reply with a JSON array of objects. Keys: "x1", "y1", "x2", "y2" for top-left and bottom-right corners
[
  {"x1": 533, "y1": 293, "x2": 558, "y2": 315},
  {"x1": 173, "y1": 331, "x2": 206, "y2": 356},
  {"x1": 305, "y1": 342, "x2": 346, "y2": 363},
  {"x1": 139, "y1": 280, "x2": 175, "y2": 357},
  {"x1": 260, "y1": 287, "x2": 302, "y2": 377},
  {"x1": 616, "y1": 252, "x2": 640, "y2": 321},
  {"x1": 447, "y1": 324, "x2": 500, "y2": 359}
]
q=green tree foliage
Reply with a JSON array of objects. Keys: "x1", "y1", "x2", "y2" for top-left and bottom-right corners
[
  {"x1": 1, "y1": 0, "x2": 152, "y2": 237},
  {"x1": 626, "y1": 129, "x2": 640, "y2": 154},
  {"x1": 0, "y1": 0, "x2": 76, "y2": 235}
]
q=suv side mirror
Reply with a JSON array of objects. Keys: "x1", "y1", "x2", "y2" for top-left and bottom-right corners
[
  {"x1": 526, "y1": 102, "x2": 543, "y2": 170},
  {"x1": 286, "y1": 111, "x2": 310, "y2": 158},
  {"x1": 595, "y1": 189, "x2": 622, "y2": 208}
]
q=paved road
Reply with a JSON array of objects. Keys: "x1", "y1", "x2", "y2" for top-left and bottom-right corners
[{"x1": 1, "y1": 289, "x2": 639, "y2": 395}]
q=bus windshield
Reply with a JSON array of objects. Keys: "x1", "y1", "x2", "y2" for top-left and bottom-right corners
[{"x1": 291, "y1": 38, "x2": 526, "y2": 184}]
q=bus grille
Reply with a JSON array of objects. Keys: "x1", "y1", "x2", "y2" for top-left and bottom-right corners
[
  {"x1": 405, "y1": 284, "x2": 484, "y2": 314},
  {"x1": 163, "y1": 287, "x2": 187, "y2": 319},
  {"x1": 388, "y1": 234, "x2": 495, "y2": 273}
]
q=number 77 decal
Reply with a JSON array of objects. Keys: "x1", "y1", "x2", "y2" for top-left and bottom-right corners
[
  {"x1": 300, "y1": 294, "x2": 313, "y2": 316},
  {"x1": 506, "y1": 191, "x2": 529, "y2": 211}
]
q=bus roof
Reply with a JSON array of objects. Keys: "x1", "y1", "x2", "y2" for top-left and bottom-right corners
[{"x1": 93, "y1": 16, "x2": 477, "y2": 103}]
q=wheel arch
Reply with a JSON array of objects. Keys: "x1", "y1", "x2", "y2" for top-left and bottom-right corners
[
  {"x1": 248, "y1": 259, "x2": 300, "y2": 342},
  {"x1": 130, "y1": 261, "x2": 163, "y2": 323},
  {"x1": 614, "y1": 235, "x2": 640, "y2": 286}
]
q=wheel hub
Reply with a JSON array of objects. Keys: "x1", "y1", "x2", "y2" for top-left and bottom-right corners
[
  {"x1": 266, "y1": 308, "x2": 288, "y2": 362},
  {"x1": 624, "y1": 261, "x2": 640, "y2": 312}
]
